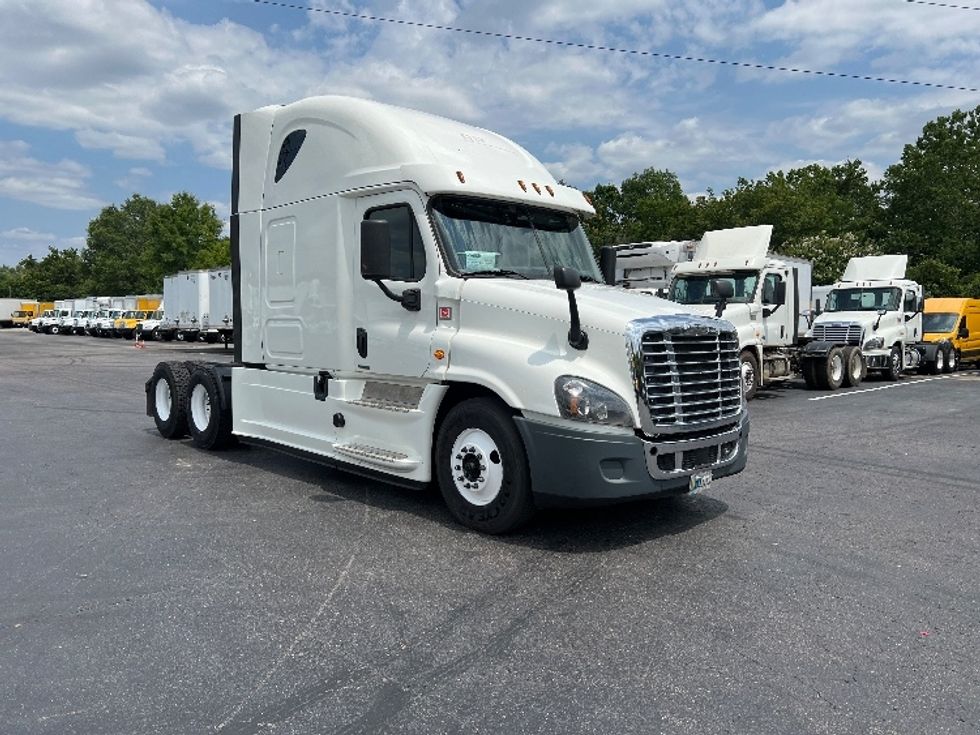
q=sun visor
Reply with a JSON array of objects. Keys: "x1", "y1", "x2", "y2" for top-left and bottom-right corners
[{"x1": 841, "y1": 255, "x2": 907, "y2": 282}]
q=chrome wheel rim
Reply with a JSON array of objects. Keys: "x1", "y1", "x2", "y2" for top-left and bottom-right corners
[
  {"x1": 830, "y1": 354, "x2": 844, "y2": 383},
  {"x1": 741, "y1": 360, "x2": 755, "y2": 394},
  {"x1": 155, "y1": 378, "x2": 172, "y2": 422},
  {"x1": 190, "y1": 383, "x2": 211, "y2": 432},
  {"x1": 948, "y1": 350, "x2": 957, "y2": 370},
  {"x1": 936, "y1": 350, "x2": 945, "y2": 371},
  {"x1": 450, "y1": 429, "x2": 503, "y2": 506}
]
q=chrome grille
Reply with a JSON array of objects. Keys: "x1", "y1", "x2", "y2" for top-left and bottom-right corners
[
  {"x1": 640, "y1": 327, "x2": 741, "y2": 427},
  {"x1": 811, "y1": 322, "x2": 861, "y2": 345}
]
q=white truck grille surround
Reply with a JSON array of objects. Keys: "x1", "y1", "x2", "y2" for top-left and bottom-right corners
[
  {"x1": 811, "y1": 322, "x2": 862, "y2": 345},
  {"x1": 627, "y1": 316, "x2": 742, "y2": 434}
]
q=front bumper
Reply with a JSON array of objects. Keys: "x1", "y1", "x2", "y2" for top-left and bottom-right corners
[
  {"x1": 515, "y1": 412, "x2": 749, "y2": 507},
  {"x1": 864, "y1": 349, "x2": 890, "y2": 369}
]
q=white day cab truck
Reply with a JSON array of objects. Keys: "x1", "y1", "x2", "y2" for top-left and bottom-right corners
[
  {"x1": 804, "y1": 254, "x2": 951, "y2": 384},
  {"x1": 606, "y1": 228, "x2": 948, "y2": 396},
  {"x1": 144, "y1": 96, "x2": 749, "y2": 533},
  {"x1": 605, "y1": 225, "x2": 812, "y2": 399}
]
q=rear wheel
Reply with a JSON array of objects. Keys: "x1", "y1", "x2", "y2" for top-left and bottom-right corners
[
  {"x1": 928, "y1": 347, "x2": 946, "y2": 375},
  {"x1": 841, "y1": 346, "x2": 865, "y2": 387},
  {"x1": 818, "y1": 347, "x2": 846, "y2": 390},
  {"x1": 186, "y1": 367, "x2": 234, "y2": 450},
  {"x1": 435, "y1": 398, "x2": 535, "y2": 534},
  {"x1": 151, "y1": 362, "x2": 191, "y2": 439},
  {"x1": 945, "y1": 348, "x2": 958, "y2": 373},
  {"x1": 801, "y1": 356, "x2": 819, "y2": 389},
  {"x1": 739, "y1": 351, "x2": 759, "y2": 401}
]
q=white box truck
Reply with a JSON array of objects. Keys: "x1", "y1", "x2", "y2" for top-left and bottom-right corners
[
  {"x1": 203, "y1": 267, "x2": 233, "y2": 342},
  {"x1": 0, "y1": 298, "x2": 23, "y2": 328},
  {"x1": 144, "y1": 96, "x2": 749, "y2": 533}
]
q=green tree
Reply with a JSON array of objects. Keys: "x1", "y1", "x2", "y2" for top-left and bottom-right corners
[
  {"x1": 694, "y1": 161, "x2": 880, "y2": 250},
  {"x1": 147, "y1": 193, "x2": 224, "y2": 278},
  {"x1": 907, "y1": 258, "x2": 963, "y2": 297},
  {"x1": 84, "y1": 194, "x2": 160, "y2": 295},
  {"x1": 775, "y1": 232, "x2": 880, "y2": 285},
  {"x1": 583, "y1": 169, "x2": 697, "y2": 250},
  {"x1": 189, "y1": 237, "x2": 231, "y2": 270},
  {"x1": 881, "y1": 106, "x2": 980, "y2": 274}
]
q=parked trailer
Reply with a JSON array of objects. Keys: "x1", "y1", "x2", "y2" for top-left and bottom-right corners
[
  {"x1": 145, "y1": 95, "x2": 750, "y2": 534},
  {"x1": 202, "y1": 268, "x2": 233, "y2": 342},
  {"x1": 0, "y1": 298, "x2": 26, "y2": 328},
  {"x1": 157, "y1": 271, "x2": 208, "y2": 341}
]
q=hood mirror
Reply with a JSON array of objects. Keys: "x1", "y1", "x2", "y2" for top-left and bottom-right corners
[
  {"x1": 599, "y1": 246, "x2": 617, "y2": 286},
  {"x1": 554, "y1": 266, "x2": 588, "y2": 350}
]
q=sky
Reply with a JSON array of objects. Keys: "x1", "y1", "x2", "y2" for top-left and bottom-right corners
[{"x1": 1, "y1": 0, "x2": 979, "y2": 266}]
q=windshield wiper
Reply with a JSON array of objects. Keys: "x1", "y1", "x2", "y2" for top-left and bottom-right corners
[
  {"x1": 579, "y1": 275, "x2": 601, "y2": 283},
  {"x1": 464, "y1": 269, "x2": 530, "y2": 279}
]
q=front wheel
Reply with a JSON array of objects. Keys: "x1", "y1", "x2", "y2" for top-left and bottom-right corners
[
  {"x1": 435, "y1": 398, "x2": 535, "y2": 534},
  {"x1": 885, "y1": 345, "x2": 902, "y2": 381},
  {"x1": 739, "y1": 351, "x2": 759, "y2": 401}
]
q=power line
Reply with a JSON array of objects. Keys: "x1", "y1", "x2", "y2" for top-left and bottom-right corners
[
  {"x1": 251, "y1": 0, "x2": 979, "y2": 94},
  {"x1": 904, "y1": 0, "x2": 980, "y2": 10}
]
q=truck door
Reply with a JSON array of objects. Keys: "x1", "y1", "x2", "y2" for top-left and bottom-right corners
[
  {"x1": 903, "y1": 288, "x2": 921, "y2": 342},
  {"x1": 760, "y1": 270, "x2": 793, "y2": 345},
  {"x1": 354, "y1": 190, "x2": 438, "y2": 377}
]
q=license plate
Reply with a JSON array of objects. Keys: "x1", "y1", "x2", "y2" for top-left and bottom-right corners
[{"x1": 688, "y1": 471, "x2": 712, "y2": 494}]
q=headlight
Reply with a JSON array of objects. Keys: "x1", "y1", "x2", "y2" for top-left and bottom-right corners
[
  {"x1": 554, "y1": 376, "x2": 634, "y2": 428},
  {"x1": 864, "y1": 337, "x2": 884, "y2": 351}
]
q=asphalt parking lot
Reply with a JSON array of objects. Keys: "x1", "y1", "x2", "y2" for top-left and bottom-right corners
[{"x1": 1, "y1": 328, "x2": 978, "y2": 735}]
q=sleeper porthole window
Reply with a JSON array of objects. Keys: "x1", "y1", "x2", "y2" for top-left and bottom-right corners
[{"x1": 275, "y1": 130, "x2": 306, "y2": 183}]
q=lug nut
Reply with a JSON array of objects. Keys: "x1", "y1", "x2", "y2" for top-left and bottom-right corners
[
  {"x1": 456, "y1": 453, "x2": 462, "y2": 459},
  {"x1": 455, "y1": 464, "x2": 461, "y2": 470}
]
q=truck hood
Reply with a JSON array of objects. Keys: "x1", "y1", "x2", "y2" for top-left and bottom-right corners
[
  {"x1": 459, "y1": 279, "x2": 703, "y2": 335},
  {"x1": 812, "y1": 311, "x2": 878, "y2": 329}
]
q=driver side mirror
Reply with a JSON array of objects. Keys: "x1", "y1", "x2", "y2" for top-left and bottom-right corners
[
  {"x1": 959, "y1": 326, "x2": 970, "y2": 339},
  {"x1": 360, "y1": 219, "x2": 392, "y2": 280},
  {"x1": 710, "y1": 279, "x2": 733, "y2": 319},
  {"x1": 599, "y1": 246, "x2": 618, "y2": 286},
  {"x1": 773, "y1": 281, "x2": 787, "y2": 306}
]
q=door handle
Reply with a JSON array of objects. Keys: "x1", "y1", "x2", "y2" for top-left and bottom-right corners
[{"x1": 356, "y1": 328, "x2": 368, "y2": 358}]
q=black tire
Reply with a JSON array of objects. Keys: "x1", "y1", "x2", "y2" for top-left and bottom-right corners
[
  {"x1": 927, "y1": 346, "x2": 945, "y2": 375},
  {"x1": 150, "y1": 361, "x2": 191, "y2": 439},
  {"x1": 50, "y1": 325, "x2": 60, "y2": 335},
  {"x1": 739, "y1": 351, "x2": 759, "y2": 401},
  {"x1": 819, "y1": 347, "x2": 846, "y2": 390},
  {"x1": 841, "y1": 346, "x2": 865, "y2": 387},
  {"x1": 435, "y1": 397, "x2": 535, "y2": 534},
  {"x1": 185, "y1": 367, "x2": 234, "y2": 450},
  {"x1": 801, "y1": 356, "x2": 819, "y2": 389},
  {"x1": 203, "y1": 333, "x2": 218, "y2": 344},
  {"x1": 885, "y1": 345, "x2": 903, "y2": 381},
  {"x1": 945, "y1": 348, "x2": 958, "y2": 373}
]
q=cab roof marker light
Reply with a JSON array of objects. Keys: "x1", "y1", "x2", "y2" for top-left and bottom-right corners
[
  {"x1": 517, "y1": 180, "x2": 527, "y2": 191},
  {"x1": 532, "y1": 183, "x2": 542, "y2": 194},
  {"x1": 545, "y1": 185, "x2": 555, "y2": 197},
  {"x1": 456, "y1": 170, "x2": 466, "y2": 183},
  {"x1": 582, "y1": 192, "x2": 593, "y2": 205}
]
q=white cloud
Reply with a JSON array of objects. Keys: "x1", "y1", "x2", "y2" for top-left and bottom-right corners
[
  {"x1": 0, "y1": 140, "x2": 105, "y2": 210},
  {"x1": 0, "y1": 228, "x2": 86, "y2": 266}
]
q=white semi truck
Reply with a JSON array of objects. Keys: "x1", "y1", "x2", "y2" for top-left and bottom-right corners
[
  {"x1": 144, "y1": 96, "x2": 750, "y2": 533},
  {"x1": 602, "y1": 240, "x2": 696, "y2": 292},
  {"x1": 662, "y1": 226, "x2": 813, "y2": 399},
  {"x1": 803, "y1": 254, "x2": 949, "y2": 385}
]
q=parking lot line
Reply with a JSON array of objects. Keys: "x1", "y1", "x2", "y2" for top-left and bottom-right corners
[{"x1": 807, "y1": 371, "x2": 977, "y2": 401}]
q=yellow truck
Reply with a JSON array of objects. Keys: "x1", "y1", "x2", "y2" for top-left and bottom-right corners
[
  {"x1": 12, "y1": 300, "x2": 47, "y2": 327},
  {"x1": 923, "y1": 297, "x2": 980, "y2": 370},
  {"x1": 113, "y1": 295, "x2": 162, "y2": 338}
]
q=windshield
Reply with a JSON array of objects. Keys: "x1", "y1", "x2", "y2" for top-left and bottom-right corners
[
  {"x1": 122, "y1": 310, "x2": 138, "y2": 318},
  {"x1": 825, "y1": 287, "x2": 901, "y2": 312},
  {"x1": 923, "y1": 312, "x2": 958, "y2": 333},
  {"x1": 669, "y1": 271, "x2": 760, "y2": 305},
  {"x1": 430, "y1": 196, "x2": 601, "y2": 281}
]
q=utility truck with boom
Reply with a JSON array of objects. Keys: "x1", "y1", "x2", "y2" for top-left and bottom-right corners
[{"x1": 144, "y1": 96, "x2": 749, "y2": 533}]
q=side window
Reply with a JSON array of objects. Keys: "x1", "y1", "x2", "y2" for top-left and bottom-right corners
[
  {"x1": 762, "y1": 273, "x2": 782, "y2": 304},
  {"x1": 366, "y1": 205, "x2": 426, "y2": 282},
  {"x1": 274, "y1": 130, "x2": 306, "y2": 183}
]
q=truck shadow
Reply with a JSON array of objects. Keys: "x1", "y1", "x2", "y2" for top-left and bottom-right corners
[{"x1": 210, "y1": 442, "x2": 728, "y2": 553}]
